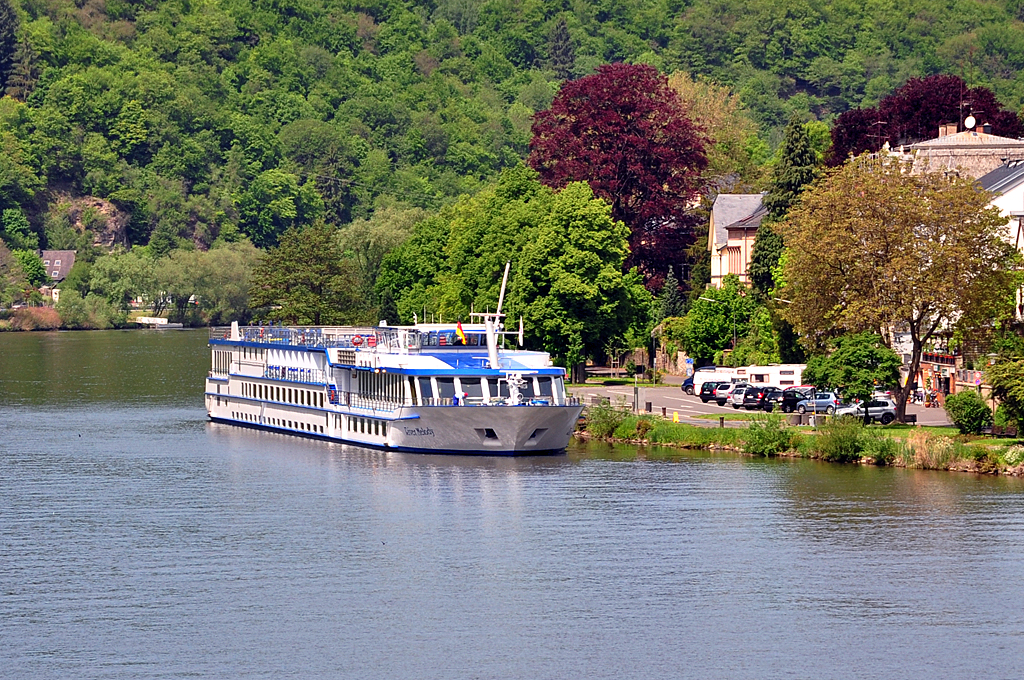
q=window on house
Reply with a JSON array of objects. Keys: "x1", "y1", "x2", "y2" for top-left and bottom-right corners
[
  {"x1": 727, "y1": 246, "x2": 742, "y2": 275},
  {"x1": 54, "y1": 260, "x2": 61, "y2": 266}
]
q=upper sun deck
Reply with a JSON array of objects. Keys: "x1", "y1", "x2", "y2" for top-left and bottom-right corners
[{"x1": 210, "y1": 323, "x2": 515, "y2": 355}]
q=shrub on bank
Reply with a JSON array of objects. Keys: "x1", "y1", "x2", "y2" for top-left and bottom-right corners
[
  {"x1": 944, "y1": 390, "x2": 993, "y2": 435},
  {"x1": 55, "y1": 292, "x2": 125, "y2": 329},
  {"x1": 1002, "y1": 445, "x2": 1024, "y2": 467},
  {"x1": 585, "y1": 403, "x2": 629, "y2": 438},
  {"x1": 612, "y1": 415, "x2": 656, "y2": 440},
  {"x1": 861, "y1": 428, "x2": 900, "y2": 465},
  {"x1": 813, "y1": 416, "x2": 865, "y2": 462},
  {"x1": 743, "y1": 412, "x2": 792, "y2": 456},
  {"x1": 10, "y1": 307, "x2": 61, "y2": 330}
]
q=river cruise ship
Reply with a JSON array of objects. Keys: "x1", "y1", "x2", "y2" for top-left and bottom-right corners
[{"x1": 204, "y1": 318, "x2": 583, "y2": 455}]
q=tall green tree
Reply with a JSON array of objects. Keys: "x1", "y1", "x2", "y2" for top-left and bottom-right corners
[
  {"x1": 681, "y1": 274, "x2": 756, "y2": 362},
  {"x1": 547, "y1": 17, "x2": 575, "y2": 80},
  {"x1": 1, "y1": 208, "x2": 37, "y2": 251},
  {"x1": 4, "y1": 37, "x2": 40, "y2": 101},
  {"x1": 749, "y1": 116, "x2": 819, "y2": 298},
  {"x1": 1, "y1": 240, "x2": 27, "y2": 306},
  {"x1": 13, "y1": 249, "x2": 47, "y2": 288},
  {"x1": 0, "y1": 0, "x2": 16, "y2": 93},
  {"x1": 249, "y1": 222, "x2": 369, "y2": 326},
  {"x1": 801, "y1": 332, "x2": 901, "y2": 422},
  {"x1": 779, "y1": 156, "x2": 1018, "y2": 421},
  {"x1": 659, "y1": 268, "x2": 686, "y2": 320},
  {"x1": 509, "y1": 181, "x2": 652, "y2": 363},
  {"x1": 379, "y1": 167, "x2": 652, "y2": 364}
]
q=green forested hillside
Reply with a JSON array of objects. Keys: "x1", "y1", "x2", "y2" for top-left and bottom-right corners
[{"x1": 4, "y1": 0, "x2": 1024, "y2": 255}]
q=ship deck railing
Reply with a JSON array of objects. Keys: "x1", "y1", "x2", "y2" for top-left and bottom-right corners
[
  {"x1": 209, "y1": 325, "x2": 502, "y2": 353},
  {"x1": 211, "y1": 325, "x2": 385, "y2": 349},
  {"x1": 341, "y1": 395, "x2": 581, "y2": 408}
]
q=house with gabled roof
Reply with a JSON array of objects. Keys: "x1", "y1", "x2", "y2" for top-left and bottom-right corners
[
  {"x1": 707, "y1": 193, "x2": 766, "y2": 288},
  {"x1": 39, "y1": 250, "x2": 77, "y2": 283},
  {"x1": 38, "y1": 250, "x2": 77, "y2": 303}
]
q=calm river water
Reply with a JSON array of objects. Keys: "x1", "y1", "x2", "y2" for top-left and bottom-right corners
[{"x1": 3, "y1": 329, "x2": 1024, "y2": 679}]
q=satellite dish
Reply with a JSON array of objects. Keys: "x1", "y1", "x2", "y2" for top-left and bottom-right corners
[{"x1": 965, "y1": 115, "x2": 977, "y2": 130}]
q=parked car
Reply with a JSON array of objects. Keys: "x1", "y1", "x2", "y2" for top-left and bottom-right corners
[
  {"x1": 780, "y1": 386, "x2": 816, "y2": 413},
  {"x1": 699, "y1": 381, "x2": 728, "y2": 403},
  {"x1": 681, "y1": 376, "x2": 695, "y2": 395},
  {"x1": 743, "y1": 386, "x2": 783, "y2": 412},
  {"x1": 730, "y1": 386, "x2": 749, "y2": 408},
  {"x1": 795, "y1": 391, "x2": 842, "y2": 414},
  {"x1": 835, "y1": 398, "x2": 898, "y2": 424},
  {"x1": 717, "y1": 382, "x2": 750, "y2": 406}
]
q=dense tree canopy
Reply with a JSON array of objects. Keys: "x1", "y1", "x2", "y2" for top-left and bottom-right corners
[
  {"x1": 749, "y1": 116, "x2": 819, "y2": 298},
  {"x1": 529, "y1": 63, "x2": 707, "y2": 287},
  {"x1": 802, "y1": 333, "x2": 902, "y2": 407},
  {"x1": 680, "y1": 274, "x2": 756, "y2": 362},
  {"x1": 378, "y1": 166, "x2": 652, "y2": 364},
  {"x1": 8, "y1": 0, "x2": 1024, "y2": 367},
  {"x1": 250, "y1": 222, "x2": 369, "y2": 326},
  {"x1": 778, "y1": 156, "x2": 1018, "y2": 420}
]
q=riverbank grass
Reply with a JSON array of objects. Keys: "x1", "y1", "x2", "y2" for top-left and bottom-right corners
[{"x1": 580, "y1": 405, "x2": 1024, "y2": 475}]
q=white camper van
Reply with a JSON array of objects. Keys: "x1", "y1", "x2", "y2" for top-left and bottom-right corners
[{"x1": 690, "y1": 364, "x2": 804, "y2": 396}]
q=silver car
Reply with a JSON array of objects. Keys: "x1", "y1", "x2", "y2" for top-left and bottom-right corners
[
  {"x1": 730, "y1": 386, "x2": 749, "y2": 409},
  {"x1": 834, "y1": 398, "x2": 898, "y2": 424}
]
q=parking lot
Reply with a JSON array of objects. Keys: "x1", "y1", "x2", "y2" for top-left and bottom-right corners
[{"x1": 569, "y1": 375, "x2": 952, "y2": 428}]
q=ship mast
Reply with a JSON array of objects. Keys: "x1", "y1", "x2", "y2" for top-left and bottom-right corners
[{"x1": 471, "y1": 262, "x2": 510, "y2": 369}]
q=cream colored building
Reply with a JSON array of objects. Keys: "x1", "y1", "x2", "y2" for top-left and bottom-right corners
[
  {"x1": 707, "y1": 193, "x2": 766, "y2": 288},
  {"x1": 907, "y1": 124, "x2": 1024, "y2": 179}
]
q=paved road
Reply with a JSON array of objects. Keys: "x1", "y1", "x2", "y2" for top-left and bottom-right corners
[{"x1": 569, "y1": 379, "x2": 953, "y2": 428}]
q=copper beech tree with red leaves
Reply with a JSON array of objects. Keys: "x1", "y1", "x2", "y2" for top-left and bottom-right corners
[
  {"x1": 528, "y1": 63, "x2": 707, "y2": 290},
  {"x1": 827, "y1": 74, "x2": 1024, "y2": 165}
]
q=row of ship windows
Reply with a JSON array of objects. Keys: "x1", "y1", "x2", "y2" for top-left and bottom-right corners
[
  {"x1": 329, "y1": 413, "x2": 387, "y2": 437},
  {"x1": 241, "y1": 381, "x2": 324, "y2": 408},
  {"x1": 415, "y1": 376, "x2": 555, "y2": 400},
  {"x1": 241, "y1": 347, "x2": 266, "y2": 360},
  {"x1": 233, "y1": 411, "x2": 325, "y2": 434},
  {"x1": 352, "y1": 416, "x2": 385, "y2": 438}
]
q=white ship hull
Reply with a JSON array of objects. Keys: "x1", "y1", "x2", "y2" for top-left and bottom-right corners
[
  {"x1": 204, "y1": 319, "x2": 582, "y2": 456},
  {"x1": 207, "y1": 380, "x2": 581, "y2": 455}
]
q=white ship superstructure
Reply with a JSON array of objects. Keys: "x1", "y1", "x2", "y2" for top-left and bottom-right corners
[{"x1": 204, "y1": 319, "x2": 582, "y2": 455}]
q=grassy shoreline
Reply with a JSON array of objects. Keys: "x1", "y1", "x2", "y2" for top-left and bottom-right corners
[{"x1": 579, "y1": 405, "x2": 1024, "y2": 476}]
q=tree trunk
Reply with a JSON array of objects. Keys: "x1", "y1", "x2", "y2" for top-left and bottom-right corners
[{"x1": 895, "y1": 341, "x2": 924, "y2": 423}]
